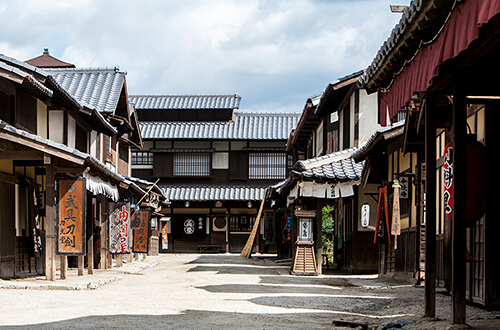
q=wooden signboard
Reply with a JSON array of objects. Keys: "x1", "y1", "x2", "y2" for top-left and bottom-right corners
[
  {"x1": 131, "y1": 209, "x2": 150, "y2": 253},
  {"x1": 56, "y1": 177, "x2": 86, "y2": 255},
  {"x1": 109, "y1": 202, "x2": 131, "y2": 254}
]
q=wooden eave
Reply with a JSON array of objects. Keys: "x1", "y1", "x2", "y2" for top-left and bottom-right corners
[
  {"x1": 364, "y1": 0, "x2": 456, "y2": 93},
  {"x1": 316, "y1": 76, "x2": 360, "y2": 117}
]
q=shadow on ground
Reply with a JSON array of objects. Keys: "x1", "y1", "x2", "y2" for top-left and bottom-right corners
[{"x1": 0, "y1": 310, "x2": 336, "y2": 329}]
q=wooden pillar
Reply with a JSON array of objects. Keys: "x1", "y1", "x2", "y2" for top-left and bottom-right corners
[
  {"x1": 87, "y1": 235, "x2": 94, "y2": 275},
  {"x1": 451, "y1": 81, "x2": 467, "y2": 324},
  {"x1": 116, "y1": 254, "x2": 122, "y2": 267},
  {"x1": 316, "y1": 199, "x2": 323, "y2": 275},
  {"x1": 424, "y1": 94, "x2": 436, "y2": 318},
  {"x1": 60, "y1": 256, "x2": 67, "y2": 280},
  {"x1": 44, "y1": 156, "x2": 57, "y2": 281},
  {"x1": 77, "y1": 256, "x2": 84, "y2": 276},
  {"x1": 225, "y1": 212, "x2": 230, "y2": 253}
]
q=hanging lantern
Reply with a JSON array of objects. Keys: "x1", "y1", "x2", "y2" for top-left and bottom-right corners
[{"x1": 443, "y1": 135, "x2": 488, "y2": 223}]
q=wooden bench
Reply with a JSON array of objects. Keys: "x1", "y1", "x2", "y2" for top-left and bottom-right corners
[{"x1": 198, "y1": 245, "x2": 222, "y2": 253}]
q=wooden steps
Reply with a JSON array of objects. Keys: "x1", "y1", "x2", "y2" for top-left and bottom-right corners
[{"x1": 291, "y1": 244, "x2": 318, "y2": 275}]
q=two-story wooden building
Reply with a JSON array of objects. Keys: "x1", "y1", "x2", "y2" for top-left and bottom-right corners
[
  {"x1": 357, "y1": 0, "x2": 500, "y2": 323},
  {"x1": 272, "y1": 71, "x2": 382, "y2": 274},
  {"x1": 129, "y1": 94, "x2": 300, "y2": 254}
]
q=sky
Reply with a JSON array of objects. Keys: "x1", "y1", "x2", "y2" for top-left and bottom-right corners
[{"x1": 0, "y1": 0, "x2": 407, "y2": 113}]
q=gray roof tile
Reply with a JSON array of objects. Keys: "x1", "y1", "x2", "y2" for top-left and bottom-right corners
[
  {"x1": 140, "y1": 111, "x2": 300, "y2": 140},
  {"x1": 160, "y1": 185, "x2": 267, "y2": 201},
  {"x1": 129, "y1": 94, "x2": 241, "y2": 110},
  {"x1": 292, "y1": 148, "x2": 364, "y2": 181},
  {"x1": 43, "y1": 67, "x2": 126, "y2": 113}
]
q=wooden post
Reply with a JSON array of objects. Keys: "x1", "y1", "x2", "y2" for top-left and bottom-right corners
[
  {"x1": 316, "y1": 200, "x2": 323, "y2": 275},
  {"x1": 60, "y1": 256, "x2": 67, "y2": 280},
  {"x1": 116, "y1": 254, "x2": 122, "y2": 267},
  {"x1": 451, "y1": 81, "x2": 467, "y2": 324},
  {"x1": 78, "y1": 256, "x2": 84, "y2": 276},
  {"x1": 44, "y1": 157, "x2": 57, "y2": 281},
  {"x1": 424, "y1": 94, "x2": 436, "y2": 317},
  {"x1": 225, "y1": 212, "x2": 230, "y2": 253},
  {"x1": 87, "y1": 235, "x2": 94, "y2": 275}
]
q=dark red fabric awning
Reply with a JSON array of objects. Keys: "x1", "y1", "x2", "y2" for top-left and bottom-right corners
[{"x1": 379, "y1": 0, "x2": 500, "y2": 126}]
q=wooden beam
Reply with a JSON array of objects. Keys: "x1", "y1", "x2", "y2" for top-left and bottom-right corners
[{"x1": 0, "y1": 151, "x2": 42, "y2": 160}]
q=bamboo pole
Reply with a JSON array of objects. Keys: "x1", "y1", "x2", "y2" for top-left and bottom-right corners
[{"x1": 240, "y1": 195, "x2": 266, "y2": 259}]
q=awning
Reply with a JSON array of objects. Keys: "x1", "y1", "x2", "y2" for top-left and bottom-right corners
[{"x1": 378, "y1": 0, "x2": 500, "y2": 125}]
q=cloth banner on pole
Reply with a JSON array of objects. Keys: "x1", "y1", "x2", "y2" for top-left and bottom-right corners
[
  {"x1": 374, "y1": 186, "x2": 392, "y2": 244},
  {"x1": 109, "y1": 202, "x2": 131, "y2": 254},
  {"x1": 391, "y1": 180, "x2": 401, "y2": 249}
]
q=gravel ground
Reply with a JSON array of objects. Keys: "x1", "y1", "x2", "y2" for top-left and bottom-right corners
[{"x1": 0, "y1": 254, "x2": 498, "y2": 329}]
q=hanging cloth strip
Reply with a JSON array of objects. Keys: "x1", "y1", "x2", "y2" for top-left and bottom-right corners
[{"x1": 82, "y1": 172, "x2": 120, "y2": 202}]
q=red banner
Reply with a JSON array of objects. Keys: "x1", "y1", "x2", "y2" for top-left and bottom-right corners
[
  {"x1": 374, "y1": 186, "x2": 392, "y2": 244},
  {"x1": 110, "y1": 202, "x2": 131, "y2": 254}
]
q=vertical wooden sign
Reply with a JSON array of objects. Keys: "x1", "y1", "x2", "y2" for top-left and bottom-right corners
[
  {"x1": 56, "y1": 177, "x2": 86, "y2": 255},
  {"x1": 131, "y1": 209, "x2": 150, "y2": 253},
  {"x1": 109, "y1": 202, "x2": 131, "y2": 254}
]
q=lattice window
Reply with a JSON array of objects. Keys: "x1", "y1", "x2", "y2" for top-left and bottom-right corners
[
  {"x1": 249, "y1": 152, "x2": 287, "y2": 180},
  {"x1": 173, "y1": 152, "x2": 211, "y2": 176},
  {"x1": 132, "y1": 151, "x2": 153, "y2": 165},
  {"x1": 229, "y1": 215, "x2": 256, "y2": 232}
]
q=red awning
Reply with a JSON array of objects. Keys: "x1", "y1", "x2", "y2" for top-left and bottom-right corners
[{"x1": 379, "y1": 0, "x2": 500, "y2": 126}]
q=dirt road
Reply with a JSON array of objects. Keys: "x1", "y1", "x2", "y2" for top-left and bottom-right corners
[{"x1": 0, "y1": 254, "x2": 498, "y2": 329}]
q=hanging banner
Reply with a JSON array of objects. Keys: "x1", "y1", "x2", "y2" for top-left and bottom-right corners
[
  {"x1": 109, "y1": 202, "x2": 131, "y2": 254},
  {"x1": 28, "y1": 181, "x2": 43, "y2": 257},
  {"x1": 56, "y1": 177, "x2": 86, "y2": 255},
  {"x1": 131, "y1": 209, "x2": 150, "y2": 253},
  {"x1": 391, "y1": 180, "x2": 401, "y2": 236},
  {"x1": 374, "y1": 186, "x2": 392, "y2": 244},
  {"x1": 443, "y1": 142, "x2": 454, "y2": 219}
]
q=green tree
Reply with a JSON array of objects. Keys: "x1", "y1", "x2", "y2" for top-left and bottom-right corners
[{"x1": 321, "y1": 205, "x2": 335, "y2": 263}]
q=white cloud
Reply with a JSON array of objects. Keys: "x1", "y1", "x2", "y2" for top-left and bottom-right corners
[{"x1": 0, "y1": 0, "x2": 405, "y2": 111}]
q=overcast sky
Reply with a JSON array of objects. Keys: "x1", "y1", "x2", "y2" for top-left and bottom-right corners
[{"x1": 0, "y1": 0, "x2": 407, "y2": 113}]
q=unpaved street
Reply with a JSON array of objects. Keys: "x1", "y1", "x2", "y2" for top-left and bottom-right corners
[{"x1": 0, "y1": 254, "x2": 499, "y2": 329}]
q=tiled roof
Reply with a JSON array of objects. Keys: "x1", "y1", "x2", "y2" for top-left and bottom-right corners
[
  {"x1": 43, "y1": 67, "x2": 126, "y2": 113},
  {"x1": 0, "y1": 60, "x2": 53, "y2": 98},
  {"x1": 160, "y1": 185, "x2": 267, "y2": 201},
  {"x1": 140, "y1": 111, "x2": 300, "y2": 140},
  {"x1": 292, "y1": 148, "x2": 364, "y2": 181},
  {"x1": 25, "y1": 49, "x2": 75, "y2": 68},
  {"x1": 129, "y1": 94, "x2": 241, "y2": 110}
]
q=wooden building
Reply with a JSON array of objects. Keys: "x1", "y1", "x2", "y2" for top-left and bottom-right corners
[
  {"x1": 352, "y1": 122, "x2": 420, "y2": 280},
  {"x1": 271, "y1": 71, "x2": 382, "y2": 274},
  {"x1": 0, "y1": 52, "x2": 164, "y2": 280},
  {"x1": 358, "y1": 0, "x2": 500, "y2": 323},
  {"x1": 129, "y1": 94, "x2": 300, "y2": 253}
]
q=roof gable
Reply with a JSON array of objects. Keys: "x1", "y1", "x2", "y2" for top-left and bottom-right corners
[{"x1": 44, "y1": 67, "x2": 127, "y2": 114}]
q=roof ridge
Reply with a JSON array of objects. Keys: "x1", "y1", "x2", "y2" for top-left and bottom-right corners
[
  {"x1": 43, "y1": 66, "x2": 126, "y2": 74},
  {"x1": 130, "y1": 94, "x2": 240, "y2": 98}
]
